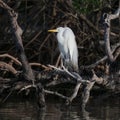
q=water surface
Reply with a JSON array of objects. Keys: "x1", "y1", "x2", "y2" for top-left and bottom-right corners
[{"x1": 0, "y1": 96, "x2": 119, "y2": 120}]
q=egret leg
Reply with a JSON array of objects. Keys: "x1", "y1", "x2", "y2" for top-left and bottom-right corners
[
  {"x1": 60, "y1": 58, "x2": 63, "y2": 68},
  {"x1": 61, "y1": 59, "x2": 67, "y2": 70}
]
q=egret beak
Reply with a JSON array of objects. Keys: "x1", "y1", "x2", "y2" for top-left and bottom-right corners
[{"x1": 48, "y1": 29, "x2": 58, "y2": 32}]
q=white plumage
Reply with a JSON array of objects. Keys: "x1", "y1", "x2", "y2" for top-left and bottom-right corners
[{"x1": 48, "y1": 27, "x2": 78, "y2": 71}]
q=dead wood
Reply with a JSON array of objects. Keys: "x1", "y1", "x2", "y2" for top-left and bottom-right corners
[
  {"x1": 0, "y1": 54, "x2": 22, "y2": 66},
  {"x1": 0, "y1": 0, "x2": 119, "y2": 109},
  {"x1": 0, "y1": 0, "x2": 45, "y2": 107},
  {"x1": 82, "y1": 42, "x2": 120, "y2": 69},
  {"x1": 79, "y1": 14, "x2": 119, "y2": 37},
  {"x1": 0, "y1": 61, "x2": 17, "y2": 75},
  {"x1": 103, "y1": 7, "x2": 120, "y2": 63},
  {"x1": 0, "y1": 0, "x2": 35, "y2": 82}
]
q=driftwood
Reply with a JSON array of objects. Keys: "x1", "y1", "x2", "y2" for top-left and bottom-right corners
[{"x1": 0, "y1": 0, "x2": 120, "y2": 109}]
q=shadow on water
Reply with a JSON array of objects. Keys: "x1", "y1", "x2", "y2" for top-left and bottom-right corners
[{"x1": 0, "y1": 96, "x2": 119, "y2": 120}]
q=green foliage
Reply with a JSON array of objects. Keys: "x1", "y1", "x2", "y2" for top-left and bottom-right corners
[{"x1": 73, "y1": 0, "x2": 103, "y2": 14}]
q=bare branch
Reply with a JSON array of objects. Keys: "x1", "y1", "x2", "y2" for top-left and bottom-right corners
[
  {"x1": 82, "y1": 81, "x2": 95, "y2": 108},
  {"x1": 103, "y1": 7, "x2": 120, "y2": 63},
  {"x1": 109, "y1": 7, "x2": 120, "y2": 20},
  {"x1": 82, "y1": 42, "x2": 120, "y2": 69},
  {"x1": 66, "y1": 82, "x2": 81, "y2": 104},
  {"x1": 30, "y1": 63, "x2": 51, "y2": 70},
  {"x1": 79, "y1": 14, "x2": 119, "y2": 37},
  {"x1": 48, "y1": 64, "x2": 90, "y2": 83},
  {"x1": 44, "y1": 89, "x2": 68, "y2": 99},
  {"x1": 0, "y1": 61, "x2": 18, "y2": 75},
  {"x1": 0, "y1": 54, "x2": 22, "y2": 66}
]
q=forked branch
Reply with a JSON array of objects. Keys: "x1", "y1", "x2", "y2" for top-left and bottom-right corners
[{"x1": 103, "y1": 7, "x2": 120, "y2": 63}]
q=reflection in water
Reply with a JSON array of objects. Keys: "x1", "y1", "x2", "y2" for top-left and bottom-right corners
[{"x1": 0, "y1": 96, "x2": 119, "y2": 120}]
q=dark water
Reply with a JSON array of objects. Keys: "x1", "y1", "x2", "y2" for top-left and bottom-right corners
[{"x1": 0, "y1": 96, "x2": 119, "y2": 120}]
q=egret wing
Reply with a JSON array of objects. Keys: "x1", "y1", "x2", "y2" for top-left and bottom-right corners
[{"x1": 63, "y1": 27, "x2": 78, "y2": 70}]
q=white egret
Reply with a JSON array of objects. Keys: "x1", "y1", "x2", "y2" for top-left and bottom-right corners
[{"x1": 48, "y1": 27, "x2": 79, "y2": 72}]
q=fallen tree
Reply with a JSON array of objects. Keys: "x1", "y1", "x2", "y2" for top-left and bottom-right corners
[{"x1": 0, "y1": 0, "x2": 119, "y2": 109}]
